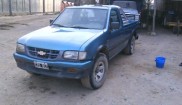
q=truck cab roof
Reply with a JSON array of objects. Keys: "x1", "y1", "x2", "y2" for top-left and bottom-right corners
[{"x1": 66, "y1": 5, "x2": 121, "y2": 10}]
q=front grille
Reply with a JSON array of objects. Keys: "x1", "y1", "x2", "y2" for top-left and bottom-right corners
[{"x1": 27, "y1": 46, "x2": 60, "y2": 60}]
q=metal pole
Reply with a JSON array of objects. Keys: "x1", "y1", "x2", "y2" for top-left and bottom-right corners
[
  {"x1": 177, "y1": 19, "x2": 180, "y2": 36},
  {"x1": 43, "y1": 0, "x2": 45, "y2": 14},
  {"x1": 53, "y1": 0, "x2": 55, "y2": 13},
  {"x1": 22, "y1": 0, "x2": 23, "y2": 11},
  {"x1": 23, "y1": 0, "x2": 25, "y2": 11},
  {"x1": 1, "y1": 0, "x2": 4, "y2": 12},
  {"x1": 16, "y1": 0, "x2": 18, "y2": 11},
  {"x1": 79, "y1": 0, "x2": 81, "y2": 6},
  {"x1": 108, "y1": 0, "x2": 110, "y2": 5},
  {"x1": 151, "y1": 0, "x2": 157, "y2": 35},
  {"x1": 29, "y1": 0, "x2": 31, "y2": 14},
  {"x1": 23, "y1": 0, "x2": 26, "y2": 11},
  {"x1": 8, "y1": 0, "x2": 12, "y2": 16}
]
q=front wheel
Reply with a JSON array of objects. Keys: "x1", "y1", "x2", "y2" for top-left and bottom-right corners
[{"x1": 81, "y1": 53, "x2": 108, "y2": 89}]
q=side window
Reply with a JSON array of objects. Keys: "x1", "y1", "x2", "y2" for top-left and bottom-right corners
[
  {"x1": 119, "y1": 9, "x2": 128, "y2": 26},
  {"x1": 119, "y1": 9, "x2": 127, "y2": 21},
  {"x1": 110, "y1": 10, "x2": 120, "y2": 23},
  {"x1": 121, "y1": 13, "x2": 127, "y2": 21},
  {"x1": 110, "y1": 9, "x2": 121, "y2": 30}
]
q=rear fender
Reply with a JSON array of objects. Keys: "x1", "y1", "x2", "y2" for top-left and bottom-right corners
[{"x1": 131, "y1": 28, "x2": 138, "y2": 40}]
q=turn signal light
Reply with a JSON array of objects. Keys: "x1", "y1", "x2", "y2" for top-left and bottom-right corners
[{"x1": 67, "y1": 68, "x2": 77, "y2": 73}]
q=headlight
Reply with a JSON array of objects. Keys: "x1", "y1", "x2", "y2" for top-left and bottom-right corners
[
  {"x1": 16, "y1": 44, "x2": 25, "y2": 53},
  {"x1": 63, "y1": 51, "x2": 87, "y2": 60}
]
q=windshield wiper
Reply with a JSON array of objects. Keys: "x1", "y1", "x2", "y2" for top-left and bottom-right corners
[
  {"x1": 53, "y1": 24, "x2": 90, "y2": 29},
  {"x1": 52, "y1": 24, "x2": 67, "y2": 27},
  {"x1": 70, "y1": 26, "x2": 89, "y2": 29}
]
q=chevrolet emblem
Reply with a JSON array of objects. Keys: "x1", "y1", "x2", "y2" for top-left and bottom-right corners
[{"x1": 37, "y1": 51, "x2": 46, "y2": 56}]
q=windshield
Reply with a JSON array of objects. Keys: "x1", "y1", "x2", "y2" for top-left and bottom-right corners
[{"x1": 52, "y1": 8, "x2": 108, "y2": 29}]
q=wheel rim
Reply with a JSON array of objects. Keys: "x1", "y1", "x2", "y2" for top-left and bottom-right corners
[
  {"x1": 94, "y1": 61, "x2": 105, "y2": 82},
  {"x1": 131, "y1": 37, "x2": 135, "y2": 54}
]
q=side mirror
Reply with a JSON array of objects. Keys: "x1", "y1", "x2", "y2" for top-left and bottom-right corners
[
  {"x1": 50, "y1": 19, "x2": 54, "y2": 24},
  {"x1": 111, "y1": 22, "x2": 120, "y2": 30}
]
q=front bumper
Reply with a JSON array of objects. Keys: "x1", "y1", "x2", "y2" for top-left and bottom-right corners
[{"x1": 13, "y1": 53, "x2": 93, "y2": 79}]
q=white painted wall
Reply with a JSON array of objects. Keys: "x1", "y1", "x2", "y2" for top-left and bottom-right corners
[{"x1": 0, "y1": 0, "x2": 62, "y2": 15}]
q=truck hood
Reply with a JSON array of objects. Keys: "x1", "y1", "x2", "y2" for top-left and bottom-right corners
[{"x1": 18, "y1": 26, "x2": 103, "y2": 50}]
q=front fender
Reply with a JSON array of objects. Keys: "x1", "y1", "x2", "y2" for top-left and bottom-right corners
[
  {"x1": 79, "y1": 31, "x2": 109, "y2": 61},
  {"x1": 95, "y1": 45, "x2": 109, "y2": 59}
]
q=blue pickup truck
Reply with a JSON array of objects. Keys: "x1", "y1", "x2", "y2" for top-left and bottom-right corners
[{"x1": 14, "y1": 5, "x2": 139, "y2": 89}]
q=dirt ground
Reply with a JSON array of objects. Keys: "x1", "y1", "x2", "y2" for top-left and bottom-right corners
[{"x1": 0, "y1": 14, "x2": 182, "y2": 105}]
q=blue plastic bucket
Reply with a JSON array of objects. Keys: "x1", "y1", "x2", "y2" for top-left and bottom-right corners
[{"x1": 155, "y1": 57, "x2": 166, "y2": 68}]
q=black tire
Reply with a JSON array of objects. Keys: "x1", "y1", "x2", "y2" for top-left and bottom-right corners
[
  {"x1": 123, "y1": 35, "x2": 135, "y2": 55},
  {"x1": 81, "y1": 53, "x2": 108, "y2": 90}
]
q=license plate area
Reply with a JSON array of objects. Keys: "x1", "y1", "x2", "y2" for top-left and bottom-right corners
[{"x1": 34, "y1": 61, "x2": 49, "y2": 70}]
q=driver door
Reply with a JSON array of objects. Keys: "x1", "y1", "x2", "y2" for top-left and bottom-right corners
[{"x1": 108, "y1": 9, "x2": 126, "y2": 59}]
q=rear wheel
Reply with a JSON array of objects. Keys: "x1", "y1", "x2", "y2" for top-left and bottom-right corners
[
  {"x1": 123, "y1": 35, "x2": 135, "y2": 55},
  {"x1": 81, "y1": 53, "x2": 108, "y2": 89}
]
